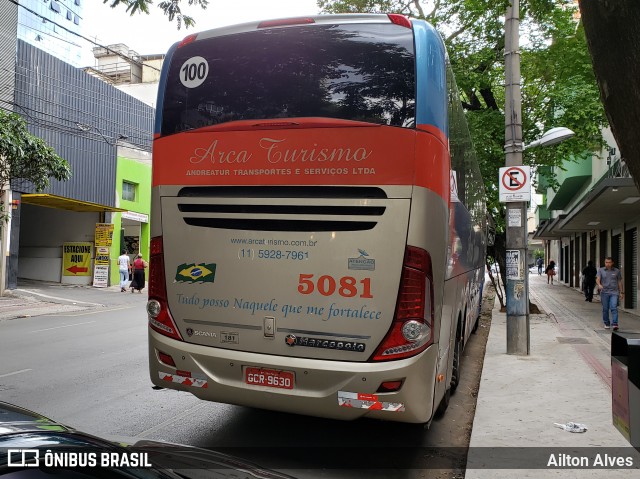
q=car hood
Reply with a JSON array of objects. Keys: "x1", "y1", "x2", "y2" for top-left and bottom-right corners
[{"x1": 0, "y1": 402, "x2": 294, "y2": 478}]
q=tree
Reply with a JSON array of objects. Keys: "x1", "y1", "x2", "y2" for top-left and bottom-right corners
[
  {"x1": 578, "y1": 1, "x2": 640, "y2": 190},
  {"x1": 103, "y1": 0, "x2": 209, "y2": 29},
  {"x1": 0, "y1": 110, "x2": 71, "y2": 292},
  {"x1": 0, "y1": 110, "x2": 71, "y2": 196},
  {"x1": 319, "y1": 1, "x2": 608, "y2": 289}
]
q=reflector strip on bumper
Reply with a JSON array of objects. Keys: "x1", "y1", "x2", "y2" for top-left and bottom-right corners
[
  {"x1": 159, "y1": 371, "x2": 208, "y2": 388},
  {"x1": 337, "y1": 391, "x2": 405, "y2": 412}
]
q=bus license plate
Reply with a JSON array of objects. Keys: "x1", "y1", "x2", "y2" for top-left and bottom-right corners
[{"x1": 245, "y1": 367, "x2": 294, "y2": 390}]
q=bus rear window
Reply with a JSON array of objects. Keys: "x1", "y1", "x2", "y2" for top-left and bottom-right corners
[{"x1": 161, "y1": 23, "x2": 416, "y2": 135}]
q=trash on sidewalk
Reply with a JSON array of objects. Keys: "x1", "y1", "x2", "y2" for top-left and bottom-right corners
[{"x1": 553, "y1": 422, "x2": 588, "y2": 433}]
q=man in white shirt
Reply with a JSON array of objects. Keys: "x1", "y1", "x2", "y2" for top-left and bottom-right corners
[{"x1": 117, "y1": 250, "x2": 131, "y2": 292}]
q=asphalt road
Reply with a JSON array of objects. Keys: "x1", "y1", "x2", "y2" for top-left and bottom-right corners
[{"x1": 0, "y1": 290, "x2": 492, "y2": 478}]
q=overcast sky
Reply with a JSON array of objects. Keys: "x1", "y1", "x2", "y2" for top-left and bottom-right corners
[{"x1": 82, "y1": 0, "x2": 320, "y2": 63}]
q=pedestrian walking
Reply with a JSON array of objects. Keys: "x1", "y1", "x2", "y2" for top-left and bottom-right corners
[
  {"x1": 545, "y1": 260, "x2": 556, "y2": 284},
  {"x1": 596, "y1": 257, "x2": 624, "y2": 331},
  {"x1": 117, "y1": 249, "x2": 131, "y2": 292},
  {"x1": 130, "y1": 253, "x2": 148, "y2": 293},
  {"x1": 582, "y1": 260, "x2": 597, "y2": 302},
  {"x1": 536, "y1": 257, "x2": 544, "y2": 275}
]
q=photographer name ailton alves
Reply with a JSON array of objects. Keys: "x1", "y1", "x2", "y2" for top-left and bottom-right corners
[{"x1": 548, "y1": 453, "x2": 635, "y2": 468}]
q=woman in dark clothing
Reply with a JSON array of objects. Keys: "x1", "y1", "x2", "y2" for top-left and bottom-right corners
[
  {"x1": 130, "y1": 253, "x2": 148, "y2": 293},
  {"x1": 582, "y1": 260, "x2": 597, "y2": 302},
  {"x1": 545, "y1": 260, "x2": 556, "y2": 284}
]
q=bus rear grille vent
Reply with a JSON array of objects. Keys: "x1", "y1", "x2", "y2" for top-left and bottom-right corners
[
  {"x1": 182, "y1": 218, "x2": 377, "y2": 232},
  {"x1": 177, "y1": 187, "x2": 386, "y2": 231},
  {"x1": 177, "y1": 186, "x2": 388, "y2": 199},
  {"x1": 178, "y1": 204, "x2": 385, "y2": 215}
]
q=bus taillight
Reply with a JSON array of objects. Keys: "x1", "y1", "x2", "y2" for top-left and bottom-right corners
[
  {"x1": 147, "y1": 236, "x2": 183, "y2": 341},
  {"x1": 387, "y1": 14, "x2": 412, "y2": 29},
  {"x1": 178, "y1": 34, "x2": 198, "y2": 48},
  {"x1": 257, "y1": 17, "x2": 315, "y2": 28},
  {"x1": 371, "y1": 246, "x2": 434, "y2": 361}
]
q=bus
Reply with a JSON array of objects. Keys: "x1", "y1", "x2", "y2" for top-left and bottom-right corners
[{"x1": 147, "y1": 14, "x2": 486, "y2": 424}]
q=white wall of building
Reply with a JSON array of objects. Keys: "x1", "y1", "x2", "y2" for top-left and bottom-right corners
[
  {"x1": 115, "y1": 82, "x2": 159, "y2": 107},
  {"x1": 18, "y1": 204, "x2": 100, "y2": 284},
  {"x1": 142, "y1": 59, "x2": 163, "y2": 83}
]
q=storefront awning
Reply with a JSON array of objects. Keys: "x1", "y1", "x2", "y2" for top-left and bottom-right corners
[
  {"x1": 20, "y1": 194, "x2": 126, "y2": 213},
  {"x1": 557, "y1": 178, "x2": 640, "y2": 232},
  {"x1": 532, "y1": 215, "x2": 568, "y2": 240}
]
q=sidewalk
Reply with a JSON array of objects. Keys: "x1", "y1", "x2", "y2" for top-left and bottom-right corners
[
  {"x1": 466, "y1": 273, "x2": 640, "y2": 477},
  {"x1": 0, "y1": 279, "x2": 146, "y2": 321}
]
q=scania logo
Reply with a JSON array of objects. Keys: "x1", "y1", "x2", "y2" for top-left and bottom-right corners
[
  {"x1": 194, "y1": 330, "x2": 217, "y2": 338},
  {"x1": 186, "y1": 328, "x2": 194, "y2": 337},
  {"x1": 285, "y1": 334, "x2": 297, "y2": 346}
]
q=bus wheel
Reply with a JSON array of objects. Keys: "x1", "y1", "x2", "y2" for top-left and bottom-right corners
[
  {"x1": 472, "y1": 315, "x2": 479, "y2": 333},
  {"x1": 450, "y1": 333, "x2": 462, "y2": 393},
  {"x1": 434, "y1": 388, "x2": 450, "y2": 418}
]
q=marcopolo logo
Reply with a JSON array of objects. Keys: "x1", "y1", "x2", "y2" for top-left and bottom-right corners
[
  {"x1": 284, "y1": 334, "x2": 365, "y2": 352},
  {"x1": 175, "y1": 263, "x2": 216, "y2": 283},
  {"x1": 348, "y1": 248, "x2": 375, "y2": 271}
]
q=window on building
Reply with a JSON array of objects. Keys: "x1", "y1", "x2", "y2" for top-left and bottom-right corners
[
  {"x1": 75, "y1": 0, "x2": 82, "y2": 5},
  {"x1": 66, "y1": 10, "x2": 73, "y2": 21},
  {"x1": 74, "y1": 15, "x2": 80, "y2": 25},
  {"x1": 123, "y1": 181, "x2": 137, "y2": 201},
  {"x1": 51, "y1": 1, "x2": 61, "y2": 13}
]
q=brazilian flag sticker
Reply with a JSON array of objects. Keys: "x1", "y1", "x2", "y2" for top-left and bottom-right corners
[{"x1": 175, "y1": 263, "x2": 216, "y2": 283}]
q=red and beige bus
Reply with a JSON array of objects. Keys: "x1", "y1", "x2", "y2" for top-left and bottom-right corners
[{"x1": 147, "y1": 14, "x2": 486, "y2": 424}]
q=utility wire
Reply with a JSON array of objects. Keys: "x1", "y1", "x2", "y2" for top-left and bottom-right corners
[{"x1": 1, "y1": 65, "x2": 155, "y2": 137}]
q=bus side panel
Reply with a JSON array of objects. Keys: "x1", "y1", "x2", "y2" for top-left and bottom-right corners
[
  {"x1": 412, "y1": 20, "x2": 447, "y2": 142},
  {"x1": 406, "y1": 184, "x2": 450, "y2": 413},
  {"x1": 154, "y1": 42, "x2": 178, "y2": 137}
]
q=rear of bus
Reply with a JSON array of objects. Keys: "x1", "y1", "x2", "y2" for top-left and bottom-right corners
[{"x1": 148, "y1": 14, "x2": 452, "y2": 423}]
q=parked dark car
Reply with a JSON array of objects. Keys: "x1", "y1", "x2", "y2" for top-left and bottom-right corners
[{"x1": 0, "y1": 401, "x2": 293, "y2": 479}]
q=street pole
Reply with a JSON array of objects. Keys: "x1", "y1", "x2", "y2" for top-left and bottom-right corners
[{"x1": 505, "y1": 0, "x2": 529, "y2": 355}]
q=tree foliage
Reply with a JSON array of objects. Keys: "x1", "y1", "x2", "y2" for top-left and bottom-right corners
[
  {"x1": 0, "y1": 110, "x2": 71, "y2": 220},
  {"x1": 103, "y1": 0, "x2": 209, "y2": 29},
  {"x1": 320, "y1": 0, "x2": 608, "y2": 232}
]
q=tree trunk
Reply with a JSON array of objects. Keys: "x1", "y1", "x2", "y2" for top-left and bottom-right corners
[
  {"x1": 579, "y1": 1, "x2": 640, "y2": 189},
  {"x1": 491, "y1": 231, "x2": 507, "y2": 289}
]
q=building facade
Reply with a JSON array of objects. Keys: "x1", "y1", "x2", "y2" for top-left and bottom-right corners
[
  {"x1": 1, "y1": 2, "x2": 156, "y2": 289},
  {"x1": 8, "y1": 40, "x2": 154, "y2": 287},
  {"x1": 17, "y1": 0, "x2": 85, "y2": 67},
  {"x1": 533, "y1": 130, "x2": 640, "y2": 312}
]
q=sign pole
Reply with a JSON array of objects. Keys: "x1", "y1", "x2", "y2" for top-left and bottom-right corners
[{"x1": 505, "y1": 0, "x2": 529, "y2": 355}]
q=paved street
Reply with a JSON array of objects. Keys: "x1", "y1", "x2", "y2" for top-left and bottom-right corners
[{"x1": 0, "y1": 281, "x2": 494, "y2": 478}]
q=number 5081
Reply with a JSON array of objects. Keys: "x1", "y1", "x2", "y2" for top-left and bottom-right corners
[{"x1": 297, "y1": 274, "x2": 373, "y2": 298}]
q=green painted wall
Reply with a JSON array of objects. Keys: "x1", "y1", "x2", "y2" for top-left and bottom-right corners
[
  {"x1": 548, "y1": 153, "x2": 592, "y2": 210},
  {"x1": 109, "y1": 156, "x2": 152, "y2": 286}
]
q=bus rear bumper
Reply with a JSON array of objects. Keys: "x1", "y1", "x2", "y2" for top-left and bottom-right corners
[{"x1": 149, "y1": 329, "x2": 439, "y2": 423}]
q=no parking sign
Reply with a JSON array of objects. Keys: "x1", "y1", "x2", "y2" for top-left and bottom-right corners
[{"x1": 499, "y1": 166, "x2": 531, "y2": 202}]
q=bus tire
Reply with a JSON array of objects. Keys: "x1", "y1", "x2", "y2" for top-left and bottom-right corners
[
  {"x1": 472, "y1": 315, "x2": 479, "y2": 333},
  {"x1": 434, "y1": 388, "x2": 450, "y2": 418},
  {"x1": 450, "y1": 328, "x2": 462, "y2": 393}
]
